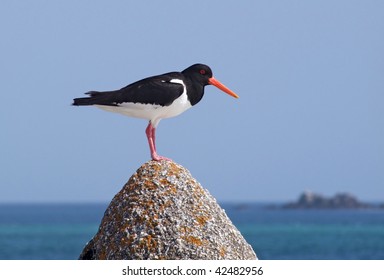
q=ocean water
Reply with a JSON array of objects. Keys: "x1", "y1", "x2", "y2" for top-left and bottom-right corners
[{"x1": 0, "y1": 203, "x2": 383, "y2": 260}]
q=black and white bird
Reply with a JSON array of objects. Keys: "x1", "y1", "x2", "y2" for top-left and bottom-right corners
[{"x1": 73, "y1": 63, "x2": 239, "y2": 161}]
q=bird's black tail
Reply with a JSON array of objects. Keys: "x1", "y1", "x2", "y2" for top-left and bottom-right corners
[{"x1": 72, "y1": 91, "x2": 107, "y2": 106}]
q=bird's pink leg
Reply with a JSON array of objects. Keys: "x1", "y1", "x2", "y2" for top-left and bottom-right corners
[{"x1": 145, "y1": 122, "x2": 171, "y2": 161}]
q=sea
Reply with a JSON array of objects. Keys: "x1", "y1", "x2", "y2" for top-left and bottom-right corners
[{"x1": 0, "y1": 203, "x2": 383, "y2": 260}]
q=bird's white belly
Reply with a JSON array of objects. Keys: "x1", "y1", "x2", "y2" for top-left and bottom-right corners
[{"x1": 96, "y1": 91, "x2": 192, "y2": 126}]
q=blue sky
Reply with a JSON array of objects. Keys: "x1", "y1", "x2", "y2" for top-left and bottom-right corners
[{"x1": 1, "y1": 1, "x2": 383, "y2": 203}]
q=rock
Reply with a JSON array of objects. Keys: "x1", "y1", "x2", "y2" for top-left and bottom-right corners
[{"x1": 79, "y1": 160, "x2": 257, "y2": 260}]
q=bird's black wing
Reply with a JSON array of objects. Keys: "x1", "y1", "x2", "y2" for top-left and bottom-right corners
[{"x1": 73, "y1": 72, "x2": 185, "y2": 107}]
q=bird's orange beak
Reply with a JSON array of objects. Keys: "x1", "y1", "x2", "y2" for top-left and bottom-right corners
[{"x1": 208, "y1": 77, "x2": 239, "y2": 99}]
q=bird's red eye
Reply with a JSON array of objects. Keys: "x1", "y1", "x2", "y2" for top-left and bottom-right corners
[{"x1": 199, "y1": 69, "x2": 206, "y2": 75}]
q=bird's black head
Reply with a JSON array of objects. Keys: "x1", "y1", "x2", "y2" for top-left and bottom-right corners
[
  {"x1": 181, "y1": 63, "x2": 239, "y2": 106},
  {"x1": 181, "y1": 63, "x2": 213, "y2": 86}
]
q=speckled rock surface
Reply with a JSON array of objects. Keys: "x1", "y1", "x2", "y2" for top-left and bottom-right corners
[{"x1": 79, "y1": 160, "x2": 257, "y2": 260}]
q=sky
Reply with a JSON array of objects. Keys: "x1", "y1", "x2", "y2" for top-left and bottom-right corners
[{"x1": 1, "y1": 0, "x2": 383, "y2": 203}]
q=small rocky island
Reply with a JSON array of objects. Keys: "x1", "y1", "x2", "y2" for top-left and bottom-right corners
[{"x1": 282, "y1": 191, "x2": 379, "y2": 209}]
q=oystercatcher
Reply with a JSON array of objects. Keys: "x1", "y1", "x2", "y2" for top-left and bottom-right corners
[{"x1": 73, "y1": 63, "x2": 239, "y2": 161}]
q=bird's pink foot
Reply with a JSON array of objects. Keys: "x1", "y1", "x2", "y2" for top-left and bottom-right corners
[{"x1": 151, "y1": 153, "x2": 172, "y2": 161}]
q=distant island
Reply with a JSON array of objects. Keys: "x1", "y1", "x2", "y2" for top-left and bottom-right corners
[{"x1": 282, "y1": 191, "x2": 383, "y2": 209}]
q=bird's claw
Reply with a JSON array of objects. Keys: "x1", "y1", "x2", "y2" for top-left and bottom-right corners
[{"x1": 151, "y1": 153, "x2": 172, "y2": 162}]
